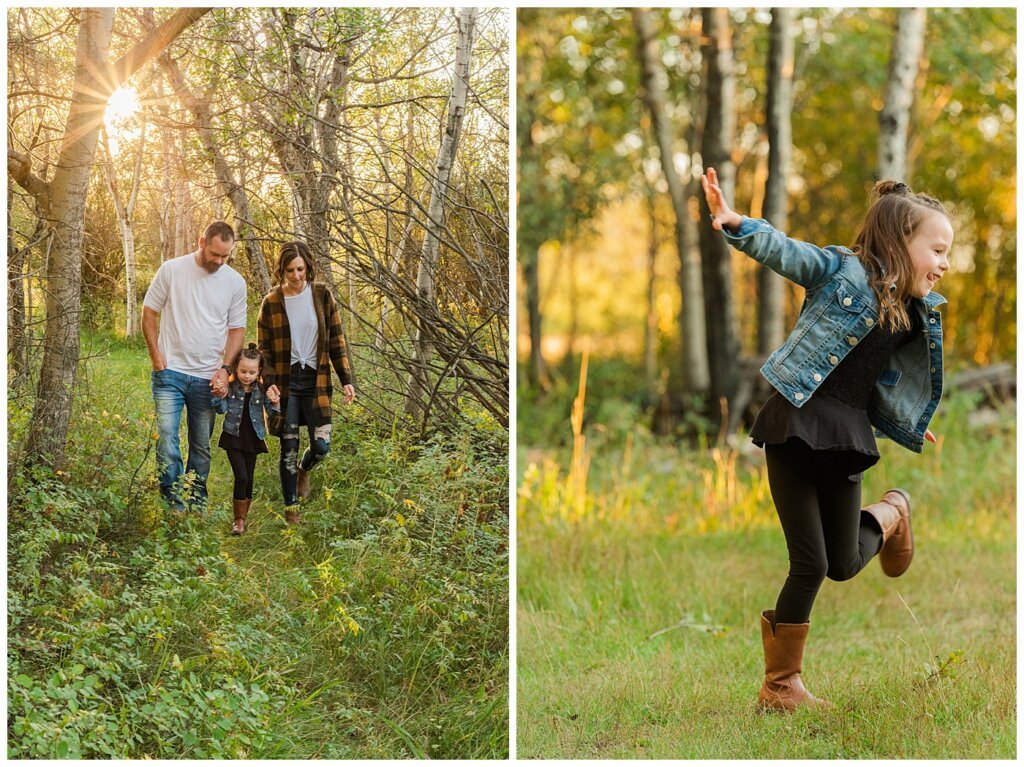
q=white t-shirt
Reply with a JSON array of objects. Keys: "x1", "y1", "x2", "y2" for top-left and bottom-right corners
[
  {"x1": 143, "y1": 252, "x2": 247, "y2": 378},
  {"x1": 284, "y1": 283, "x2": 318, "y2": 367}
]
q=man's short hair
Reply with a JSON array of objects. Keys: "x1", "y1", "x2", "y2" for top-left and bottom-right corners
[{"x1": 204, "y1": 220, "x2": 235, "y2": 243}]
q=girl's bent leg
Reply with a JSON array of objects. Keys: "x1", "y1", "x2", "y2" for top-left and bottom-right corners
[
  {"x1": 764, "y1": 442, "x2": 829, "y2": 625},
  {"x1": 817, "y1": 469, "x2": 882, "y2": 582}
]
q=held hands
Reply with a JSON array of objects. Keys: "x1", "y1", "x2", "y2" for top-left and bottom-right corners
[
  {"x1": 210, "y1": 367, "x2": 229, "y2": 397},
  {"x1": 265, "y1": 385, "x2": 281, "y2": 406},
  {"x1": 701, "y1": 167, "x2": 743, "y2": 233},
  {"x1": 342, "y1": 384, "x2": 356, "y2": 405}
]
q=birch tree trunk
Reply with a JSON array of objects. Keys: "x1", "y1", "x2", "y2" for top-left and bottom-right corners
[
  {"x1": 698, "y1": 7, "x2": 740, "y2": 434},
  {"x1": 7, "y1": 179, "x2": 32, "y2": 389},
  {"x1": 643, "y1": 161, "x2": 659, "y2": 404},
  {"x1": 758, "y1": 8, "x2": 795, "y2": 356},
  {"x1": 878, "y1": 8, "x2": 927, "y2": 182},
  {"x1": 405, "y1": 7, "x2": 478, "y2": 424},
  {"x1": 633, "y1": 7, "x2": 710, "y2": 395},
  {"x1": 99, "y1": 122, "x2": 145, "y2": 337},
  {"x1": 7, "y1": 7, "x2": 210, "y2": 467}
]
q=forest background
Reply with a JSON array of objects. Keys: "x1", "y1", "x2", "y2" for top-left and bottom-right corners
[
  {"x1": 517, "y1": 7, "x2": 1015, "y2": 759},
  {"x1": 8, "y1": 7, "x2": 508, "y2": 759}
]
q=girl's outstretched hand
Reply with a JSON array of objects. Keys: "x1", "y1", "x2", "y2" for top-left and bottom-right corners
[
  {"x1": 925, "y1": 429, "x2": 938, "y2": 444},
  {"x1": 701, "y1": 167, "x2": 743, "y2": 233}
]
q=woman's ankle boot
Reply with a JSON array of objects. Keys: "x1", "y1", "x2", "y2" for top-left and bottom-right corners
[
  {"x1": 231, "y1": 499, "x2": 249, "y2": 535},
  {"x1": 862, "y1": 489, "x2": 913, "y2": 577},
  {"x1": 758, "y1": 610, "x2": 831, "y2": 712}
]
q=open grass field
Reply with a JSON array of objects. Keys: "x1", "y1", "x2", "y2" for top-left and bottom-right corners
[
  {"x1": 517, "y1": 384, "x2": 1015, "y2": 759},
  {"x1": 9, "y1": 336, "x2": 508, "y2": 759}
]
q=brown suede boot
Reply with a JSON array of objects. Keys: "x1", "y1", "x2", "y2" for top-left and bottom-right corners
[
  {"x1": 285, "y1": 505, "x2": 301, "y2": 526},
  {"x1": 862, "y1": 488, "x2": 913, "y2": 577},
  {"x1": 231, "y1": 499, "x2": 249, "y2": 536},
  {"x1": 296, "y1": 467, "x2": 311, "y2": 499},
  {"x1": 758, "y1": 610, "x2": 831, "y2": 712}
]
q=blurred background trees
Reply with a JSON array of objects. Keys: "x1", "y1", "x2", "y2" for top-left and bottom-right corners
[{"x1": 516, "y1": 7, "x2": 1015, "y2": 442}]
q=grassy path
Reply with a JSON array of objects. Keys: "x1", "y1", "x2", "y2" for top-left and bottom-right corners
[
  {"x1": 517, "y1": 393, "x2": 1015, "y2": 758},
  {"x1": 9, "y1": 339, "x2": 508, "y2": 759}
]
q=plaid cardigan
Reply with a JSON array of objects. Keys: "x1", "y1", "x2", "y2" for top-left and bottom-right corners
[{"x1": 257, "y1": 282, "x2": 353, "y2": 436}]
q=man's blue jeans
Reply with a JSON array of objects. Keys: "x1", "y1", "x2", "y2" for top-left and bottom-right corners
[{"x1": 151, "y1": 368, "x2": 216, "y2": 508}]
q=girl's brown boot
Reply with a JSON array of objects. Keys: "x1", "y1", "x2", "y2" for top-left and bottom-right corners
[
  {"x1": 758, "y1": 610, "x2": 832, "y2": 712},
  {"x1": 862, "y1": 488, "x2": 913, "y2": 577},
  {"x1": 231, "y1": 499, "x2": 249, "y2": 535}
]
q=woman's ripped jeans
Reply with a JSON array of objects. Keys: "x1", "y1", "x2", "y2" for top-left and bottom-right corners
[{"x1": 279, "y1": 363, "x2": 331, "y2": 506}]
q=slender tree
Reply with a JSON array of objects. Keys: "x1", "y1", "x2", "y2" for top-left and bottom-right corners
[
  {"x1": 406, "y1": 7, "x2": 478, "y2": 424},
  {"x1": 758, "y1": 8, "x2": 795, "y2": 357},
  {"x1": 698, "y1": 7, "x2": 740, "y2": 434},
  {"x1": 878, "y1": 8, "x2": 926, "y2": 181},
  {"x1": 633, "y1": 8, "x2": 710, "y2": 396}
]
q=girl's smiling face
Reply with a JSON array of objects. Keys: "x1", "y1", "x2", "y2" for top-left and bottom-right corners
[
  {"x1": 235, "y1": 356, "x2": 260, "y2": 389},
  {"x1": 906, "y1": 211, "x2": 953, "y2": 298}
]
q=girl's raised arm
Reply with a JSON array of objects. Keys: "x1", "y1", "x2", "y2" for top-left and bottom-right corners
[
  {"x1": 702, "y1": 166, "x2": 845, "y2": 289},
  {"x1": 701, "y1": 167, "x2": 743, "y2": 233}
]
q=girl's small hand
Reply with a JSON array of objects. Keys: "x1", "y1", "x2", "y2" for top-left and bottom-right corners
[
  {"x1": 342, "y1": 384, "x2": 356, "y2": 405},
  {"x1": 925, "y1": 429, "x2": 938, "y2": 444},
  {"x1": 266, "y1": 388, "x2": 280, "y2": 406},
  {"x1": 701, "y1": 166, "x2": 742, "y2": 233}
]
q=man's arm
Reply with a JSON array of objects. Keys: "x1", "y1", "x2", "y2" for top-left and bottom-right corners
[
  {"x1": 211, "y1": 326, "x2": 246, "y2": 395},
  {"x1": 142, "y1": 307, "x2": 166, "y2": 371}
]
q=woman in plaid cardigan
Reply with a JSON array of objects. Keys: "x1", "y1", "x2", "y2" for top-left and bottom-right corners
[{"x1": 258, "y1": 241, "x2": 355, "y2": 523}]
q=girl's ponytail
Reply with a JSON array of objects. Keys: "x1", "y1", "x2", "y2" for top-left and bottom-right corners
[{"x1": 874, "y1": 180, "x2": 911, "y2": 197}]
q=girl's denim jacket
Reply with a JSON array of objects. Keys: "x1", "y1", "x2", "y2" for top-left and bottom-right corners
[
  {"x1": 723, "y1": 217, "x2": 945, "y2": 454},
  {"x1": 211, "y1": 380, "x2": 280, "y2": 440}
]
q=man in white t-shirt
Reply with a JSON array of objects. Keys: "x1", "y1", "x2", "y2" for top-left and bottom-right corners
[{"x1": 142, "y1": 221, "x2": 247, "y2": 509}]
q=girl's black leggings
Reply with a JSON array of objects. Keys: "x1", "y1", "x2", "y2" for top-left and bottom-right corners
[
  {"x1": 225, "y1": 448, "x2": 258, "y2": 501},
  {"x1": 764, "y1": 440, "x2": 884, "y2": 625}
]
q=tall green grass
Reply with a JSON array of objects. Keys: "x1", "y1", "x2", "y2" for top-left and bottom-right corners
[
  {"x1": 518, "y1": 360, "x2": 1015, "y2": 758},
  {"x1": 8, "y1": 336, "x2": 508, "y2": 759}
]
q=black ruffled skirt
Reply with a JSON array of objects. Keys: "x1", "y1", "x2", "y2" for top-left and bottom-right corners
[{"x1": 750, "y1": 391, "x2": 879, "y2": 481}]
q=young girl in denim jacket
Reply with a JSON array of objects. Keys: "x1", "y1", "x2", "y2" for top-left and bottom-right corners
[
  {"x1": 702, "y1": 167, "x2": 953, "y2": 712},
  {"x1": 212, "y1": 344, "x2": 281, "y2": 535}
]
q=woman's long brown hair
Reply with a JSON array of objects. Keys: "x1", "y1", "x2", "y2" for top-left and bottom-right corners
[{"x1": 852, "y1": 180, "x2": 951, "y2": 331}]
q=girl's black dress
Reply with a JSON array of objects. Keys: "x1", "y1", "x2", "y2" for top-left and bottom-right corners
[
  {"x1": 218, "y1": 390, "x2": 269, "y2": 454},
  {"x1": 750, "y1": 307, "x2": 919, "y2": 480}
]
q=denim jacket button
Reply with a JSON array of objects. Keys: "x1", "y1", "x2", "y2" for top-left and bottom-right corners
[
  {"x1": 829, "y1": 355, "x2": 839, "y2": 365},
  {"x1": 929, "y1": 317, "x2": 936, "y2": 324},
  {"x1": 795, "y1": 392, "x2": 805, "y2": 401},
  {"x1": 842, "y1": 297, "x2": 852, "y2": 307},
  {"x1": 813, "y1": 373, "x2": 822, "y2": 382},
  {"x1": 930, "y1": 342, "x2": 936, "y2": 349},
  {"x1": 865, "y1": 318, "x2": 874, "y2": 327},
  {"x1": 847, "y1": 336, "x2": 858, "y2": 346}
]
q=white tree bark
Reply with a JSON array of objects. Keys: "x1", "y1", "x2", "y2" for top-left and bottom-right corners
[
  {"x1": 878, "y1": 8, "x2": 926, "y2": 182},
  {"x1": 100, "y1": 120, "x2": 146, "y2": 337},
  {"x1": 405, "y1": 8, "x2": 478, "y2": 423},
  {"x1": 632, "y1": 8, "x2": 710, "y2": 395}
]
